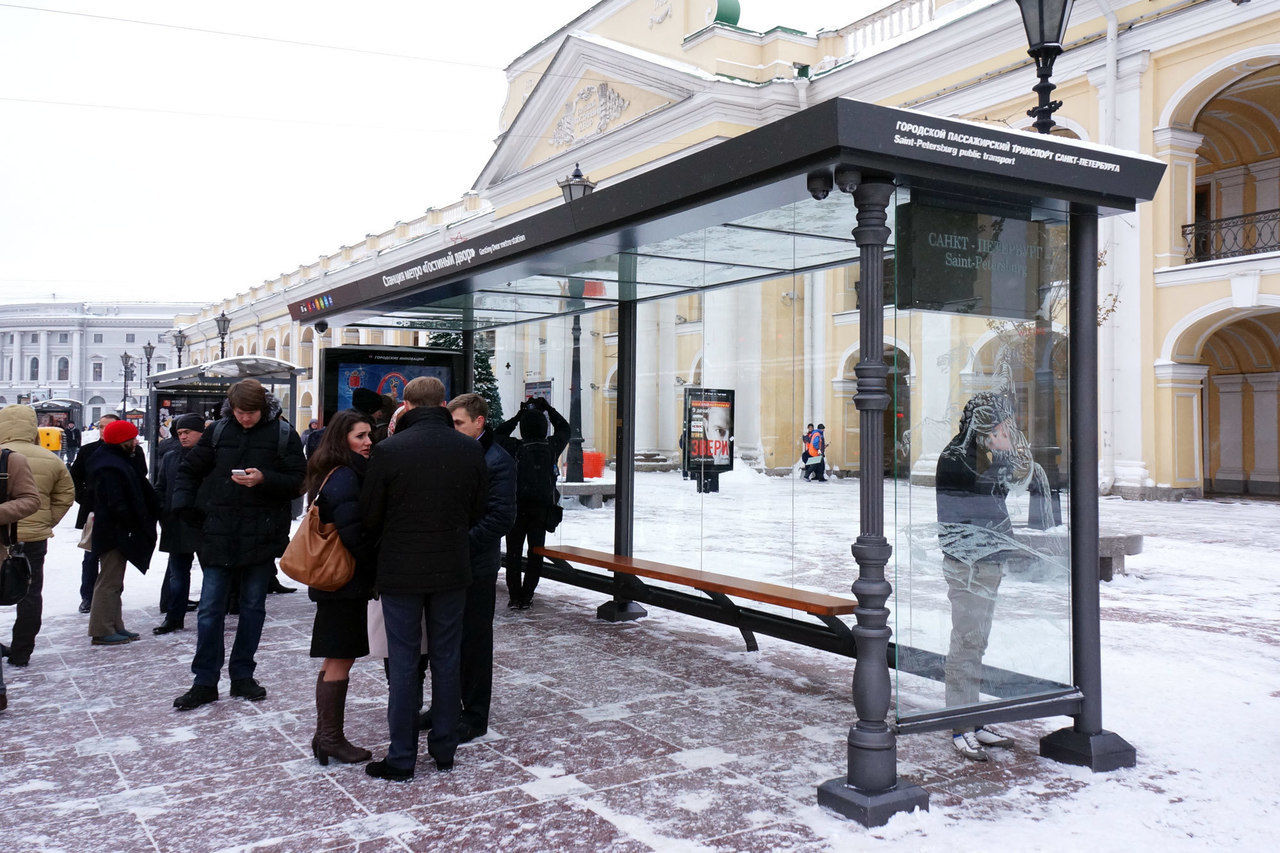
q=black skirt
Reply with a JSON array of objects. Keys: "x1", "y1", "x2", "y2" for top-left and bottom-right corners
[{"x1": 310, "y1": 599, "x2": 369, "y2": 659}]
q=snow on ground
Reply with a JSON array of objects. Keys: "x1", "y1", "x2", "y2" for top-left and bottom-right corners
[{"x1": 1, "y1": 473, "x2": 1277, "y2": 851}]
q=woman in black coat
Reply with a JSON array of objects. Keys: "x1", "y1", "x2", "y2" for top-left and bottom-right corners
[{"x1": 305, "y1": 409, "x2": 377, "y2": 765}]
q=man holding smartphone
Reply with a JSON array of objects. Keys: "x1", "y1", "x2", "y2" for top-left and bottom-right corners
[{"x1": 170, "y1": 379, "x2": 306, "y2": 711}]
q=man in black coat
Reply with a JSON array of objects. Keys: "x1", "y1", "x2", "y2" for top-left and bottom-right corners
[
  {"x1": 420, "y1": 392, "x2": 516, "y2": 744},
  {"x1": 152, "y1": 413, "x2": 206, "y2": 635},
  {"x1": 70, "y1": 414, "x2": 147, "y2": 613},
  {"x1": 361, "y1": 376, "x2": 487, "y2": 780},
  {"x1": 85, "y1": 420, "x2": 159, "y2": 645},
  {"x1": 170, "y1": 379, "x2": 306, "y2": 711},
  {"x1": 62, "y1": 420, "x2": 81, "y2": 465}
]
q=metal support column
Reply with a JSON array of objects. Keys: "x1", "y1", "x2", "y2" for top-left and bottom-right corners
[
  {"x1": 462, "y1": 329, "x2": 476, "y2": 394},
  {"x1": 567, "y1": 279, "x2": 586, "y2": 482},
  {"x1": 1040, "y1": 204, "x2": 1136, "y2": 771},
  {"x1": 818, "y1": 173, "x2": 929, "y2": 826},
  {"x1": 599, "y1": 255, "x2": 644, "y2": 622}
]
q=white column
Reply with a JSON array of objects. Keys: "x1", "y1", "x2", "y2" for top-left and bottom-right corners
[
  {"x1": 13, "y1": 332, "x2": 23, "y2": 384},
  {"x1": 811, "y1": 272, "x2": 828, "y2": 428},
  {"x1": 656, "y1": 299, "x2": 678, "y2": 455},
  {"x1": 1246, "y1": 372, "x2": 1280, "y2": 495},
  {"x1": 1212, "y1": 374, "x2": 1248, "y2": 491},
  {"x1": 38, "y1": 331, "x2": 49, "y2": 383},
  {"x1": 734, "y1": 287, "x2": 764, "y2": 465},
  {"x1": 634, "y1": 301, "x2": 660, "y2": 456},
  {"x1": 70, "y1": 329, "x2": 82, "y2": 386},
  {"x1": 1094, "y1": 53, "x2": 1152, "y2": 493},
  {"x1": 909, "y1": 312, "x2": 955, "y2": 484}
]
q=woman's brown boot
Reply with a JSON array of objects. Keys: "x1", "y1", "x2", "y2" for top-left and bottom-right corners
[{"x1": 313, "y1": 673, "x2": 371, "y2": 764}]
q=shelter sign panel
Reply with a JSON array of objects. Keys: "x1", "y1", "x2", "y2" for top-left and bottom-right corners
[{"x1": 683, "y1": 388, "x2": 735, "y2": 473}]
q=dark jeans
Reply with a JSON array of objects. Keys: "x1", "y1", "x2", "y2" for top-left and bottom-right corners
[
  {"x1": 159, "y1": 553, "x2": 195, "y2": 629},
  {"x1": 7, "y1": 540, "x2": 47, "y2": 662},
  {"x1": 382, "y1": 587, "x2": 466, "y2": 771},
  {"x1": 458, "y1": 573, "x2": 497, "y2": 731},
  {"x1": 80, "y1": 548, "x2": 99, "y2": 606},
  {"x1": 191, "y1": 563, "x2": 273, "y2": 687},
  {"x1": 504, "y1": 517, "x2": 546, "y2": 603}
]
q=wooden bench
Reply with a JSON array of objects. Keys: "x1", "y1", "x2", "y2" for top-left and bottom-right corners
[{"x1": 532, "y1": 544, "x2": 857, "y2": 655}]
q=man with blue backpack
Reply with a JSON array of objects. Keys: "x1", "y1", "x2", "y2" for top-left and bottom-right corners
[{"x1": 805, "y1": 424, "x2": 827, "y2": 482}]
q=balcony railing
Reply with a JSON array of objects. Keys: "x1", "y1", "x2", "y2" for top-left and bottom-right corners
[{"x1": 1183, "y1": 208, "x2": 1280, "y2": 263}]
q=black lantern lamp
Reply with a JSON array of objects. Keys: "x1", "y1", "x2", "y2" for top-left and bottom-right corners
[
  {"x1": 142, "y1": 340, "x2": 155, "y2": 378},
  {"x1": 557, "y1": 163, "x2": 596, "y2": 204},
  {"x1": 171, "y1": 328, "x2": 187, "y2": 367},
  {"x1": 119, "y1": 351, "x2": 134, "y2": 415},
  {"x1": 1014, "y1": 0, "x2": 1075, "y2": 134},
  {"x1": 557, "y1": 164, "x2": 595, "y2": 482},
  {"x1": 215, "y1": 311, "x2": 231, "y2": 359}
]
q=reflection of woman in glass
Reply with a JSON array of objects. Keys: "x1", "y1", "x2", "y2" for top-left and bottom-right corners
[{"x1": 935, "y1": 387, "x2": 1051, "y2": 761}]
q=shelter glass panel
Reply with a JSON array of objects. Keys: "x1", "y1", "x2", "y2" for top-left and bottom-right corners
[{"x1": 891, "y1": 187, "x2": 1073, "y2": 725}]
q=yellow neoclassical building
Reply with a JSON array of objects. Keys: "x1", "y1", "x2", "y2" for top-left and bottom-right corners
[{"x1": 177, "y1": 0, "x2": 1280, "y2": 499}]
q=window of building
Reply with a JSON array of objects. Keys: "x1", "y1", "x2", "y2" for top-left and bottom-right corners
[
  {"x1": 126, "y1": 333, "x2": 135, "y2": 343},
  {"x1": 155, "y1": 361, "x2": 167, "y2": 373},
  {"x1": 93, "y1": 333, "x2": 103, "y2": 344},
  {"x1": 59, "y1": 332, "x2": 69, "y2": 343},
  {"x1": 30, "y1": 333, "x2": 38, "y2": 344},
  {"x1": 57, "y1": 357, "x2": 69, "y2": 381},
  {"x1": 28, "y1": 357, "x2": 39, "y2": 381},
  {"x1": 92, "y1": 361, "x2": 103, "y2": 382}
]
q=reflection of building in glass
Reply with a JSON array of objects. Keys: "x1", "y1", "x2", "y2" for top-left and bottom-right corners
[{"x1": 160, "y1": 0, "x2": 1279, "y2": 501}]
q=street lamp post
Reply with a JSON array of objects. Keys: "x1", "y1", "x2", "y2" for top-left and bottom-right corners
[
  {"x1": 215, "y1": 311, "x2": 231, "y2": 359},
  {"x1": 1014, "y1": 0, "x2": 1075, "y2": 134},
  {"x1": 171, "y1": 328, "x2": 187, "y2": 368},
  {"x1": 559, "y1": 164, "x2": 596, "y2": 483},
  {"x1": 119, "y1": 351, "x2": 134, "y2": 417}
]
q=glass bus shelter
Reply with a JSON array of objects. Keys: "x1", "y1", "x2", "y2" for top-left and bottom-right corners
[{"x1": 289, "y1": 99, "x2": 1163, "y2": 827}]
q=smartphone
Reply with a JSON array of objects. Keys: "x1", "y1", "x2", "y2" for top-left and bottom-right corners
[{"x1": 231, "y1": 468, "x2": 248, "y2": 476}]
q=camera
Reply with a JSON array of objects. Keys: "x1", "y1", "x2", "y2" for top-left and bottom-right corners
[
  {"x1": 806, "y1": 169, "x2": 833, "y2": 200},
  {"x1": 314, "y1": 319, "x2": 329, "y2": 334}
]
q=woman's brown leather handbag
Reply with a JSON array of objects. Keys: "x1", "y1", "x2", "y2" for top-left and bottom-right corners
[{"x1": 279, "y1": 470, "x2": 355, "y2": 592}]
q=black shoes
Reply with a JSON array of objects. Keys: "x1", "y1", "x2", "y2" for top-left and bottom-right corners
[
  {"x1": 78, "y1": 601, "x2": 91, "y2": 614},
  {"x1": 457, "y1": 722, "x2": 486, "y2": 744},
  {"x1": 230, "y1": 678, "x2": 267, "y2": 701},
  {"x1": 365, "y1": 759, "x2": 414, "y2": 782},
  {"x1": 267, "y1": 578, "x2": 296, "y2": 594},
  {"x1": 434, "y1": 759, "x2": 454, "y2": 772},
  {"x1": 152, "y1": 623, "x2": 182, "y2": 635},
  {"x1": 185, "y1": 600, "x2": 199, "y2": 612},
  {"x1": 0, "y1": 645, "x2": 26, "y2": 667},
  {"x1": 174, "y1": 685, "x2": 219, "y2": 711}
]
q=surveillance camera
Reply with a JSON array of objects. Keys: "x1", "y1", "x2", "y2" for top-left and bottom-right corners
[
  {"x1": 807, "y1": 169, "x2": 834, "y2": 201},
  {"x1": 314, "y1": 319, "x2": 329, "y2": 334},
  {"x1": 834, "y1": 165, "x2": 861, "y2": 195}
]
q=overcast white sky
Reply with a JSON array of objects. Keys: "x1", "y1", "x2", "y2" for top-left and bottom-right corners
[{"x1": 0, "y1": 0, "x2": 874, "y2": 307}]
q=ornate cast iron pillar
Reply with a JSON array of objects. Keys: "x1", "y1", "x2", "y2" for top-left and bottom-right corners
[{"x1": 818, "y1": 172, "x2": 929, "y2": 826}]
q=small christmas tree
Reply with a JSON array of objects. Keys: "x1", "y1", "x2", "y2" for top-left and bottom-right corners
[{"x1": 427, "y1": 331, "x2": 503, "y2": 422}]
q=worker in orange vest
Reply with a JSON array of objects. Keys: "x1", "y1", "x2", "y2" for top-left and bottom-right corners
[{"x1": 805, "y1": 424, "x2": 826, "y2": 482}]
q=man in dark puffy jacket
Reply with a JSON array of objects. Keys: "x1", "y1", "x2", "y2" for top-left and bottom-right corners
[
  {"x1": 170, "y1": 379, "x2": 306, "y2": 711},
  {"x1": 360, "y1": 376, "x2": 486, "y2": 780},
  {"x1": 419, "y1": 392, "x2": 516, "y2": 744},
  {"x1": 152, "y1": 413, "x2": 206, "y2": 635}
]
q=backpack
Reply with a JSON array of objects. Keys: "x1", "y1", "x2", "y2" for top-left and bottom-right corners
[
  {"x1": 806, "y1": 430, "x2": 825, "y2": 457},
  {"x1": 515, "y1": 440, "x2": 557, "y2": 507}
]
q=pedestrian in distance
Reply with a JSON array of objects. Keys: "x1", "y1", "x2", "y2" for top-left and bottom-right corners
[
  {"x1": 170, "y1": 378, "x2": 306, "y2": 711},
  {"x1": 360, "y1": 376, "x2": 487, "y2": 780},
  {"x1": 804, "y1": 423, "x2": 827, "y2": 482},
  {"x1": 62, "y1": 420, "x2": 81, "y2": 466},
  {"x1": 495, "y1": 396, "x2": 568, "y2": 610},
  {"x1": 800, "y1": 422, "x2": 814, "y2": 479},
  {"x1": 419, "y1": 392, "x2": 516, "y2": 744},
  {"x1": 304, "y1": 409, "x2": 378, "y2": 765},
  {"x1": 85, "y1": 420, "x2": 160, "y2": 646},
  {"x1": 0, "y1": 442, "x2": 40, "y2": 712},
  {"x1": 0, "y1": 404, "x2": 75, "y2": 668},
  {"x1": 152, "y1": 414, "x2": 207, "y2": 635}
]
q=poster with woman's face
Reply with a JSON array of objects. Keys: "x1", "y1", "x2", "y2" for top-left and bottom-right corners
[{"x1": 684, "y1": 387, "x2": 735, "y2": 471}]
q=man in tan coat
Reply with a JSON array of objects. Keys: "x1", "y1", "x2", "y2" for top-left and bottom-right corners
[
  {"x1": 0, "y1": 405, "x2": 76, "y2": 668},
  {"x1": 0, "y1": 440, "x2": 40, "y2": 710}
]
